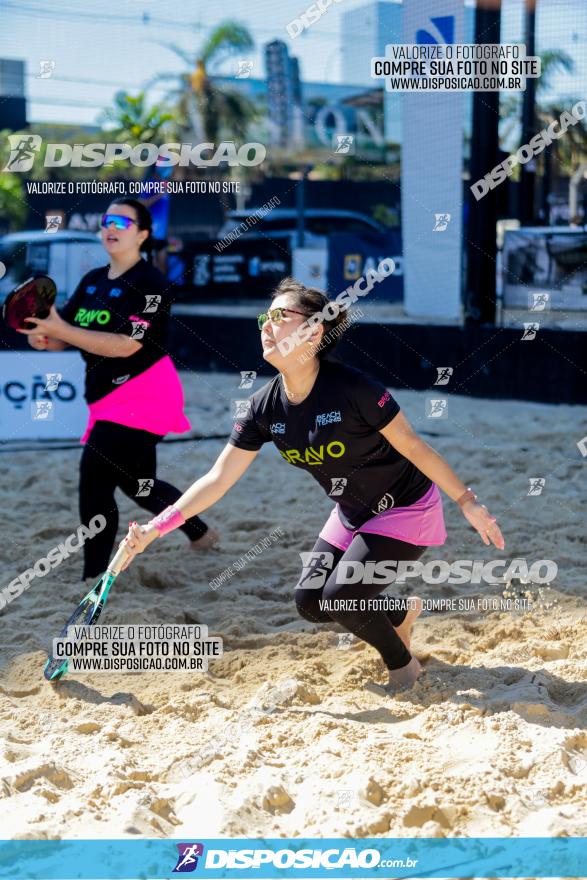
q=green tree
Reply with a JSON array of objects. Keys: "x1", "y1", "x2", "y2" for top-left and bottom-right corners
[
  {"x1": 500, "y1": 49, "x2": 576, "y2": 147},
  {"x1": 0, "y1": 129, "x2": 33, "y2": 226},
  {"x1": 0, "y1": 171, "x2": 27, "y2": 231},
  {"x1": 499, "y1": 49, "x2": 587, "y2": 203},
  {"x1": 99, "y1": 91, "x2": 175, "y2": 143},
  {"x1": 96, "y1": 91, "x2": 175, "y2": 178}
]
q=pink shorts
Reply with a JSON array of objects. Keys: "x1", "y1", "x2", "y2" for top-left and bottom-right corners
[{"x1": 319, "y1": 483, "x2": 447, "y2": 552}]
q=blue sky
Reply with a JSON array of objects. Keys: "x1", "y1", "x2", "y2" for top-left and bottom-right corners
[{"x1": 0, "y1": 0, "x2": 585, "y2": 126}]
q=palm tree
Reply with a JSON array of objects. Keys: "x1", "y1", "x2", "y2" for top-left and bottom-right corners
[
  {"x1": 149, "y1": 21, "x2": 257, "y2": 144},
  {"x1": 499, "y1": 49, "x2": 576, "y2": 147},
  {"x1": 499, "y1": 49, "x2": 586, "y2": 217},
  {"x1": 536, "y1": 99, "x2": 587, "y2": 173}
]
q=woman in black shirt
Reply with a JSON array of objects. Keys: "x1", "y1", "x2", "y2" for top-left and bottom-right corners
[
  {"x1": 19, "y1": 198, "x2": 218, "y2": 579},
  {"x1": 119, "y1": 277, "x2": 504, "y2": 692}
]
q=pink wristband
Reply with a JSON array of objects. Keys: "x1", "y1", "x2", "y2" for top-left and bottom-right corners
[{"x1": 149, "y1": 505, "x2": 186, "y2": 536}]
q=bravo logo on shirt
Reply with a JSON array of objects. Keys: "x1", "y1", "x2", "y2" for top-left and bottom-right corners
[
  {"x1": 74, "y1": 308, "x2": 111, "y2": 327},
  {"x1": 280, "y1": 441, "x2": 346, "y2": 465}
]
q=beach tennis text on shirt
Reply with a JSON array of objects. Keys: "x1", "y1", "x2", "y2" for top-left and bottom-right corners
[{"x1": 51, "y1": 624, "x2": 223, "y2": 674}]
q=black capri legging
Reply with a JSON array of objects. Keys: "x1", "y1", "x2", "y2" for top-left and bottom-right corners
[
  {"x1": 79, "y1": 420, "x2": 208, "y2": 579},
  {"x1": 295, "y1": 533, "x2": 427, "y2": 671}
]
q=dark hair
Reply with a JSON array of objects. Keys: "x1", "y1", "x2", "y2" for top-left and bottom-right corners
[
  {"x1": 108, "y1": 197, "x2": 155, "y2": 258},
  {"x1": 271, "y1": 277, "x2": 349, "y2": 360}
]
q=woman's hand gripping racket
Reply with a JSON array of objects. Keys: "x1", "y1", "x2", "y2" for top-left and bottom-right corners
[{"x1": 43, "y1": 540, "x2": 130, "y2": 682}]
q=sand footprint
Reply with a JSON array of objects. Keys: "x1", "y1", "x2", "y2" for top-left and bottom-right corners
[
  {"x1": 10, "y1": 762, "x2": 75, "y2": 794},
  {"x1": 74, "y1": 722, "x2": 101, "y2": 735},
  {"x1": 561, "y1": 734, "x2": 587, "y2": 776}
]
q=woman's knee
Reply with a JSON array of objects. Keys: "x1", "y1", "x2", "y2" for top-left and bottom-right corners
[
  {"x1": 295, "y1": 589, "x2": 322, "y2": 622},
  {"x1": 322, "y1": 576, "x2": 352, "y2": 606}
]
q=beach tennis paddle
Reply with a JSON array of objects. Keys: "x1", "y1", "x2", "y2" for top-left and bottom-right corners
[
  {"x1": 2, "y1": 274, "x2": 57, "y2": 331},
  {"x1": 44, "y1": 542, "x2": 129, "y2": 682}
]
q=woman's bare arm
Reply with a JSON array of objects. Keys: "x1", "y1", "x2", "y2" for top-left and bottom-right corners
[
  {"x1": 18, "y1": 305, "x2": 142, "y2": 358},
  {"x1": 27, "y1": 334, "x2": 69, "y2": 352},
  {"x1": 170, "y1": 442, "x2": 259, "y2": 521},
  {"x1": 380, "y1": 411, "x2": 505, "y2": 549},
  {"x1": 380, "y1": 411, "x2": 468, "y2": 501}
]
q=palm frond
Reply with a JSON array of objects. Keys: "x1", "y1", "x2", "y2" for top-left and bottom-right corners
[
  {"x1": 199, "y1": 21, "x2": 254, "y2": 70},
  {"x1": 158, "y1": 41, "x2": 197, "y2": 67}
]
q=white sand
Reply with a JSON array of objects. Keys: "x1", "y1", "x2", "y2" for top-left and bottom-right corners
[{"x1": 0, "y1": 371, "x2": 586, "y2": 842}]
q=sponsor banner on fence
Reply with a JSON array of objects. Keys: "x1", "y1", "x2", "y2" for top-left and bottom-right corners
[
  {"x1": 186, "y1": 239, "x2": 291, "y2": 299},
  {"x1": 327, "y1": 231, "x2": 403, "y2": 301},
  {"x1": 0, "y1": 352, "x2": 86, "y2": 440},
  {"x1": 503, "y1": 228, "x2": 587, "y2": 309}
]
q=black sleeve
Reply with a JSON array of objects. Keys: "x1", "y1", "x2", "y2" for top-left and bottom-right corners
[
  {"x1": 121, "y1": 266, "x2": 169, "y2": 349},
  {"x1": 228, "y1": 391, "x2": 272, "y2": 451},
  {"x1": 349, "y1": 371, "x2": 401, "y2": 431}
]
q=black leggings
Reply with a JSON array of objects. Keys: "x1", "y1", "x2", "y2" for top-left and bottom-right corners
[
  {"x1": 79, "y1": 420, "x2": 208, "y2": 579},
  {"x1": 295, "y1": 533, "x2": 427, "y2": 670}
]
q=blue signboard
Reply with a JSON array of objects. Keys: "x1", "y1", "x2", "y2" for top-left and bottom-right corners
[{"x1": 327, "y1": 231, "x2": 403, "y2": 301}]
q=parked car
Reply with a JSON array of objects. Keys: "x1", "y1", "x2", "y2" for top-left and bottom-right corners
[
  {"x1": 216, "y1": 208, "x2": 384, "y2": 249},
  {"x1": 0, "y1": 231, "x2": 105, "y2": 306}
]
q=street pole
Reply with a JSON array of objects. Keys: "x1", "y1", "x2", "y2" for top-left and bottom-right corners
[
  {"x1": 296, "y1": 165, "x2": 311, "y2": 248},
  {"x1": 465, "y1": 0, "x2": 502, "y2": 326},
  {"x1": 519, "y1": 0, "x2": 537, "y2": 225}
]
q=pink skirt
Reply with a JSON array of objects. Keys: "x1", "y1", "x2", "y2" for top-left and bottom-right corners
[
  {"x1": 319, "y1": 483, "x2": 447, "y2": 552},
  {"x1": 80, "y1": 355, "x2": 191, "y2": 444}
]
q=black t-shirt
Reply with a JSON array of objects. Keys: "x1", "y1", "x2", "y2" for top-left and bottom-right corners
[
  {"x1": 60, "y1": 259, "x2": 170, "y2": 403},
  {"x1": 228, "y1": 359, "x2": 431, "y2": 530}
]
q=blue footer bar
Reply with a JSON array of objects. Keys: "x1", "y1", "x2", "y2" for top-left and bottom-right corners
[{"x1": 0, "y1": 837, "x2": 586, "y2": 879}]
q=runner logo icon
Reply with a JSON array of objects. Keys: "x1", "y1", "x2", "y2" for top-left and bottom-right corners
[
  {"x1": 329, "y1": 477, "x2": 347, "y2": 496},
  {"x1": 3, "y1": 135, "x2": 42, "y2": 172},
  {"x1": 172, "y1": 843, "x2": 204, "y2": 873},
  {"x1": 298, "y1": 551, "x2": 334, "y2": 589}
]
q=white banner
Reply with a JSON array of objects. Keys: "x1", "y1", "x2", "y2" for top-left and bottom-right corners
[
  {"x1": 0, "y1": 352, "x2": 86, "y2": 440},
  {"x1": 401, "y1": 1, "x2": 464, "y2": 319}
]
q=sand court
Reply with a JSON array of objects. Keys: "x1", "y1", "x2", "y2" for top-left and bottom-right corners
[{"x1": 0, "y1": 372, "x2": 585, "y2": 840}]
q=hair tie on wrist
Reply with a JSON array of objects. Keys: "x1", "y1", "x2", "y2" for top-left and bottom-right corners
[{"x1": 457, "y1": 488, "x2": 477, "y2": 508}]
